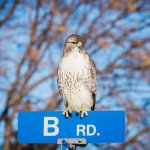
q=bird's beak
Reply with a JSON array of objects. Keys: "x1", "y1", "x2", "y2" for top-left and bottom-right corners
[{"x1": 77, "y1": 42, "x2": 82, "y2": 47}]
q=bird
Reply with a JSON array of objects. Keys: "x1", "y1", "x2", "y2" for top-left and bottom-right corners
[{"x1": 57, "y1": 34, "x2": 97, "y2": 118}]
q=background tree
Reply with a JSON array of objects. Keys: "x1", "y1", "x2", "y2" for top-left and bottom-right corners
[{"x1": 0, "y1": 0, "x2": 150, "y2": 150}]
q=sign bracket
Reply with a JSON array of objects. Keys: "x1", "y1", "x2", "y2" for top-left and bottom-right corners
[{"x1": 57, "y1": 138, "x2": 87, "y2": 150}]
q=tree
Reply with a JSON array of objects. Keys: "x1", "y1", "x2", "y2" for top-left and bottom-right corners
[{"x1": 0, "y1": 0, "x2": 150, "y2": 149}]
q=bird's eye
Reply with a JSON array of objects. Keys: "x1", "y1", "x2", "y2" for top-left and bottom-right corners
[{"x1": 72, "y1": 42, "x2": 77, "y2": 44}]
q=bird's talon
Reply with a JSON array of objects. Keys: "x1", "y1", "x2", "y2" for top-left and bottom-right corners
[
  {"x1": 66, "y1": 112, "x2": 69, "y2": 117},
  {"x1": 63, "y1": 105, "x2": 73, "y2": 118},
  {"x1": 62, "y1": 110, "x2": 68, "y2": 117},
  {"x1": 68, "y1": 105, "x2": 73, "y2": 114},
  {"x1": 62, "y1": 111, "x2": 65, "y2": 115},
  {"x1": 84, "y1": 111, "x2": 88, "y2": 116},
  {"x1": 80, "y1": 109, "x2": 88, "y2": 118},
  {"x1": 68, "y1": 109, "x2": 72, "y2": 114}
]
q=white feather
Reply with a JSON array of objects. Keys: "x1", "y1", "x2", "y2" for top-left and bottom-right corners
[
  {"x1": 58, "y1": 47, "x2": 93, "y2": 110},
  {"x1": 60, "y1": 47, "x2": 87, "y2": 75}
]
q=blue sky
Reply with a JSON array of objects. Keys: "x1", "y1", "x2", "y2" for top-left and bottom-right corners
[{"x1": 0, "y1": 0, "x2": 150, "y2": 148}]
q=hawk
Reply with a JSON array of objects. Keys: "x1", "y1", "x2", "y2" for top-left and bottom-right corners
[{"x1": 57, "y1": 34, "x2": 97, "y2": 118}]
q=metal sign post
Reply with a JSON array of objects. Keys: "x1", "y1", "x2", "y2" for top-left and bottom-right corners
[
  {"x1": 61, "y1": 144, "x2": 67, "y2": 150},
  {"x1": 18, "y1": 111, "x2": 125, "y2": 147},
  {"x1": 57, "y1": 138, "x2": 86, "y2": 150}
]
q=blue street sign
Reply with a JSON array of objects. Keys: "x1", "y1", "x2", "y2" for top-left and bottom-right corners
[{"x1": 18, "y1": 111, "x2": 125, "y2": 143}]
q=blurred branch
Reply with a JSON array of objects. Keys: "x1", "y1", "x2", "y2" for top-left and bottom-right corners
[
  {"x1": 0, "y1": 0, "x2": 19, "y2": 27},
  {"x1": 0, "y1": 0, "x2": 7, "y2": 10},
  {"x1": 115, "y1": 125, "x2": 150, "y2": 150},
  {"x1": 0, "y1": 0, "x2": 150, "y2": 150}
]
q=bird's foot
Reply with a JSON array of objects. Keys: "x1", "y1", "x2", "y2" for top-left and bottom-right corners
[
  {"x1": 81, "y1": 109, "x2": 88, "y2": 118},
  {"x1": 62, "y1": 105, "x2": 73, "y2": 118},
  {"x1": 76, "y1": 108, "x2": 88, "y2": 118}
]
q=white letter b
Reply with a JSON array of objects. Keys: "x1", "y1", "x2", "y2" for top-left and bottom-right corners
[{"x1": 43, "y1": 117, "x2": 59, "y2": 136}]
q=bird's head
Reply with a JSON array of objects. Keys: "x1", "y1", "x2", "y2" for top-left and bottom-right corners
[{"x1": 64, "y1": 34, "x2": 84, "y2": 54}]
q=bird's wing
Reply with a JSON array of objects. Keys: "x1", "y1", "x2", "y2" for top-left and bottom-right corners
[
  {"x1": 85, "y1": 53, "x2": 97, "y2": 110},
  {"x1": 57, "y1": 58, "x2": 63, "y2": 97}
]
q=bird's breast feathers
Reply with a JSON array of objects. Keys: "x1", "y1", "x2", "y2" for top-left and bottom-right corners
[{"x1": 59, "y1": 47, "x2": 89, "y2": 75}]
